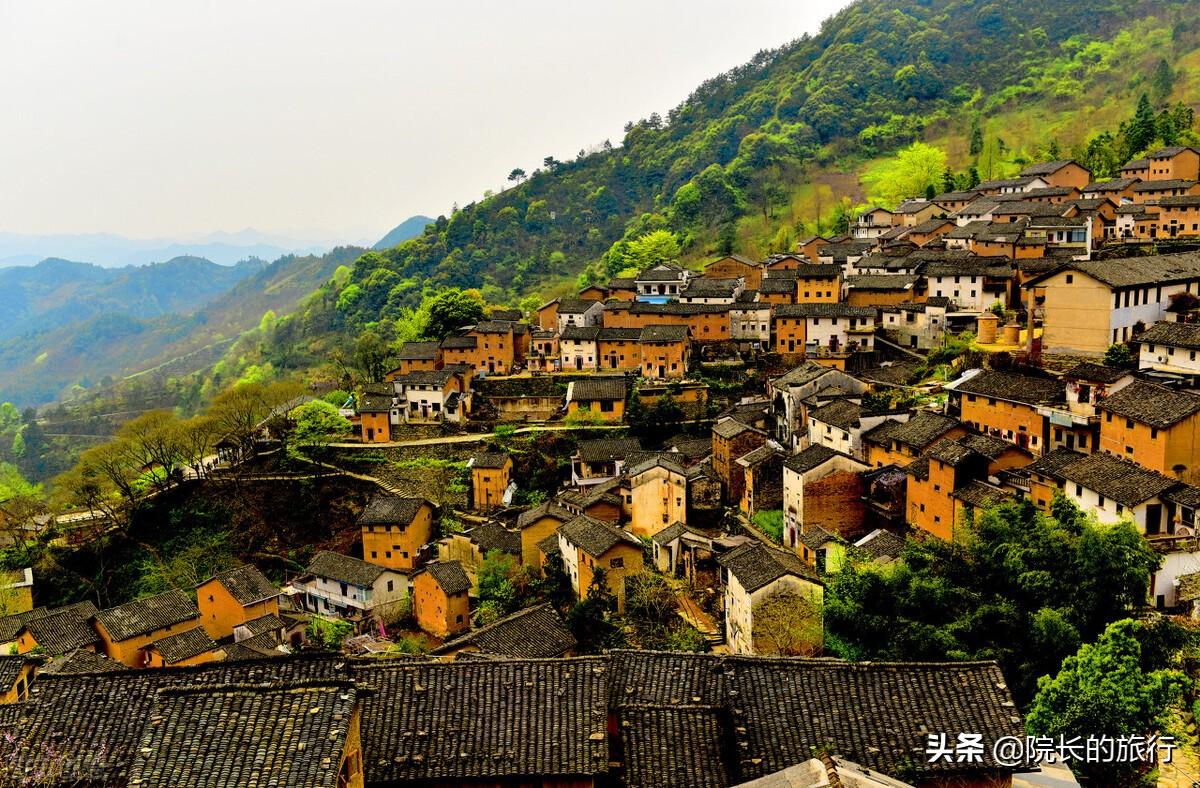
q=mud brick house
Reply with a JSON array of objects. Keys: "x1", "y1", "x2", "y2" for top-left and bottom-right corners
[
  {"x1": 387, "y1": 341, "x2": 442, "y2": 377},
  {"x1": 1145, "y1": 146, "x2": 1200, "y2": 181},
  {"x1": 93, "y1": 590, "x2": 202, "y2": 668},
  {"x1": 470, "y1": 452, "x2": 513, "y2": 512},
  {"x1": 782, "y1": 444, "x2": 870, "y2": 550},
  {"x1": 196, "y1": 564, "x2": 281, "y2": 640},
  {"x1": 736, "y1": 443, "x2": 784, "y2": 516},
  {"x1": 565, "y1": 376, "x2": 627, "y2": 422},
  {"x1": 768, "y1": 361, "x2": 867, "y2": 451},
  {"x1": 516, "y1": 501, "x2": 574, "y2": 566},
  {"x1": 411, "y1": 560, "x2": 471, "y2": 638},
  {"x1": 1096, "y1": 379, "x2": 1200, "y2": 477},
  {"x1": 357, "y1": 387, "x2": 393, "y2": 443},
  {"x1": 15, "y1": 606, "x2": 101, "y2": 657},
  {"x1": 432, "y1": 602, "x2": 576, "y2": 660},
  {"x1": 702, "y1": 254, "x2": 762, "y2": 289},
  {"x1": 863, "y1": 411, "x2": 965, "y2": 468},
  {"x1": 711, "y1": 417, "x2": 769, "y2": 503},
  {"x1": 717, "y1": 541, "x2": 824, "y2": 655},
  {"x1": 905, "y1": 438, "x2": 1005, "y2": 540},
  {"x1": 949, "y1": 369, "x2": 1064, "y2": 456},
  {"x1": 570, "y1": 437, "x2": 642, "y2": 487},
  {"x1": 679, "y1": 277, "x2": 743, "y2": 304},
  {"x1": 1018, "y1": 159, "x2": 1092, "y2": 189},
  {"x1": 639, "y1": 324, "x2": 691, "y2": 379},
  {"x1": 808, "y1": 400, "x2": 906, "y2": 461},
  {"x1": 359, "y1": 495, "x2": 435, "y2": 572},
  {"x1": 557, "y1": 514, "x2": 643, "y2": 612},
  {"x1": 628, "y1": 453, "x2": 691, "y2": 537},
  {"x1": 757, "y1": 276, "x2": 797, "y2": 305},
  {"x1": 0, "y1": 656, "x2": 34, "y2": 703}
]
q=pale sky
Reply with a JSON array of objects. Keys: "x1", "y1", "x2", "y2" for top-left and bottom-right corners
[{"x1": 1, "y1": 1, "x2": 847, "y2": 245}]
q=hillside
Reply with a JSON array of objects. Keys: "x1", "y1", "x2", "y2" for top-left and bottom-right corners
[
  {"x1": 283, "y1": 1, "x2": 1195, "y2": 330},
  {"x1": 373, "y1": 215, "x2": 435, "y2": 250},
  {"x1": 0, "y1": 247, "x2": 362, "y2": 408},
  {"x1": 0, "y1": 230, "x2": 332, "y2": 268}
]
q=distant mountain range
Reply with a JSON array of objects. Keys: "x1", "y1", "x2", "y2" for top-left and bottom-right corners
[
  {"x1": 0, "y1": 230, "x2": 339, "y2": 269},
  {"x1": 373, "y1": 215, "x2": 435, "y2": 250}
]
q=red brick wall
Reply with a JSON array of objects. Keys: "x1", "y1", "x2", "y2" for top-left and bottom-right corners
[{"x1": 805, "y1": 471, "x2": 866, "y2": 539}]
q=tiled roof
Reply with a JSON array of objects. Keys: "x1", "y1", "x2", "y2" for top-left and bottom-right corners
[
  {"x1": 774, "y1": 303, "x2": 876, "y2": 319},
  {"x1": 41, "y1": 648, "x2": 128, "y2": 675},
  {"x1": 792, "y1": 264, "x2": 843, "y2": 279},
  {"x1": 0, "y1": 607, "x2": 48, "y2": 642},
  {"x1": 575, "y1": 437, "x2": 642, "y2": 463},
  {"x1": 568, "y1": 377, "x2": 627, "y2": 401},
  {"x1": 809, "y1": 399, "x2": 864, "y2": 431},
  {"x1": 560, "y1": 325, "x2": 601, "y2": 341},
  {"x1": 680, "y1": 278, "x2": 740, "y2": 296},
  {"x1": 620, "y1": 705, "x2": 731, "y2": 788},
  {"x1": 844, "y1": 274, "x2": 919, "y2": 291},
  {"x1": 637, "y1": 263, "x2": 688, "y2": 281},
  {"x1": 396, "y1": 341, "x2": 440, "y2": 360},
  {"x1": 799, "y1": 524, "x2": 840, "y2": 550},
  {"x1": 1025, "y1": 447, "x2": 1086, "y2": 479},
  {"x1": 416, "y1": 561, "x2": 471, "y2": 595},
  {"x1": 1132, "y1": 178, "x2": 1198, "y2": 191},
  {"x1": 516, "y1": 501, "x2": 574, "y2": 530},
  {"x1": 713, "y1": 417, "x2": 759, "y2": 439},
  {"x1": 357, "y1": 392, "x2": 393, "y2": 413},
  {"x1": 355, "y1": 658, "x2": 610, "y2": 785},
  {"x1": 440, "y1": 335, "x2": 477, "y2": 349},
  {"x1": 640, "y1": 324, "x2": 690, "y2": 342},
  {"x1": 870, "y1": 411, "x2": 959, "y2": 450},
  {"x1": 926, "y1": 438, "x2": 980, "y2": 467},
  {"x1": 596, "y1": 327, "x2": 643, "y2": 341},
  {"x1": 1057, "y1": 452, "x2": 1179, "y2": 507},
  {"x1": 856, "y1": 361, "x2": 921, "y2": 387},
  {"x1": 953, "y1": 480, "x2": 1015, "y2": 508},
  {"x1": 204, "y1": 565, "x2": 278, "y2": 606},
  {"x1": 1096, "y1": 379, "x2": 1200, "y2": 428},
  {"x1": 305, "y1": 551, "x2": 387, "y2": 588},
  {"x1": 771, "y1": 360, "x2": 838, "y2": 388},
  {"x1": 464, "y1": 520, "x2": 521, "y2": 556},
  {"x1": 558, "y1": 515, "x2": 641, "y2": 558},
  {"x1": 854, "y1": 529, "x2": 906, "y2": 561},
  {"x1": 128, "y1": 681, "x2": 358, "y2": 787},
  {"x1": 627, "y1": 452, "x2": 689, "y2": 478},
  {"x1": 723, "y1": 657, "x2": 1025, "y2": 780},
  {"x1": 1082, "y1": 178, "x2": 1140, "y2": 193},
  {"x1": 0, "y1": 657, "x2": 26, "y2": 693},
  {"x1": 954, "y1": 370, "x2": 1062, "y2": 405},
  {"x1": 737, "y1": 444, "x2": 781, "y2": 467},
  {"x1": 357, "y1": 495, "x2": 430, "y2": 526},
  {"x1": 629, "y1": 301, "x2": 730, "y2": 316},
  {"x1": 537, "y1": 531, "x2": 562, "y2": 560},
  {"x1": 557, "y1": 297, "x2": 602, "y2": 314},
  {"x1": 238, "y1": 613, "x2": 286, "y2": 636},
  {"x1": 1150, "y1": 146, "x2": 1200, "y2": 158},
  {"x1": 1137, "y1": 321, "x2": 1200, "y2": 350},
  {"x1": 606, "y1": 277, "x2": 636, "y2": 289},
  {"x1": 717, "y1": 541, "x2": 820, "y2": 592},
  {"x1": 22, "y1": 608, "x2": 100, "y2": 655},
  {"x1": 958, "y1": 432, "x2": 1021, "y2": 460},
  {"x1": 150, "y1": 627, "x2": 219, "y2": 665},
  {"x1": 1062, "y1": 361, "x2": 1132, "y2": 383},
  {"x1": 470, "y1": 452, "x2": 511, "y2": 470},
  {"x1": 1031, "y1": 252, "x2": 1200, "y2": 289},
  {"x1": 470, "y1": 319, "x2": 517, "y2": 335},
  {"x1": 95, "y1": 590, "x2": 199, "y2": 644},
  {"x1": 433, "y1": 603, "x2": 576, "y2": 658},
  {"x1": 783, "y1": 443, "x2": 844, "y2": 474},
  {"x1": 1019, "y1": 160, "x2": 1082, "y2": 177}
]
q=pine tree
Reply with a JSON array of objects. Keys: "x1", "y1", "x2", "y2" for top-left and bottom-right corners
[
  {"x1": 1151, "y1": 58, "x2": 1175, "y2": 104},
  {"x1": 1124, "y1": 93, "x2": 1157, "y2": 158},
  {"x1": 969, "y1": 122, "x2": 984, "y2": 157}
]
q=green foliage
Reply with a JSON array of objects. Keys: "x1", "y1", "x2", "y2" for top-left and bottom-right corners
[
  {"x1": 1103, "y1": 343, "x2": 1135, "y2": 369},
  {"x1": 568, "y1": 566, "x2": 626, "y2": 654},
  {"x1": 825, "y1": 497, "x2": 1160, "y2": 703},
  {"x1": 863, "y1": 142, "x2": 948, "y2": 207},
  {"x1": 751, "y1": 510, "x2": 784, "y2": 544},
  {"x1": 289, "y1": 400, "x2": 352, "y2": 456},
  {"x1": 307, "y1": 615, "x2": 354, "y2": 650},
  {"x1": 423, "y1": 289, "x2": 486, "y2": 340},
  {"x1": 622, "y1": 230, "x2": 681, "y2": 272},
  {"x1": 1028, "y1": 620, "x2": 1184, "y2": 784}
]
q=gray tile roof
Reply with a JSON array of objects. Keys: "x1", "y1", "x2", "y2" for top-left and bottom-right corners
[
  {"x1": 238, "y1": 613, "x2": 286, "y2": 636},
  {"x1": 809, "y1": 399, "x2": 864, "y2": 431},
  {"x1": 1019, "y1": 160, "x2": 1084, "y2": 177},
  {"x1": 783, "y1": 444, "x2": 842, "y2": 474},
  {"x1": 470, "y1": 452, "x2": 511, "y2": 470},
  {"x1": 21, "y1": 608, "x2": 100, "y2": 655},
  {"x1": 560, "y1": 324, "x2": 601, "y2": 341},
  {"x1": 953, "y1": 480, "x2": 1015, "y2": 508},
  {"x1": 0, "y1": 657, "x2": 27, "y2": 694},
  {"x1": 620, "y1": 705, "x2": 730, "y2": 788},
  {"x1": 1062, "y1": 361, "x2": 1133, "y2": 383},
  {"x1": 204, "y1": 565, "x2": 278, "y2": 607},
  {"x1": 717, "y1": 541, "x2": 820, "y2": 592},
  {"x1": 774, "y1": 303, "x2": 876, "y2": 319},
  {"x1": 150, "y1": 627, "x2": 219, "y2": 664},
  {"x1": 568, "y1": 377, "x2": 627, "y2": 401},
  {"x1": 1082, "y1": 178, "x2": 1140, "y2": 193},
  {"x1": 464, "y1": 520, "x2": 521, "y2": 556},
  {"x1": 433, "y1": 603, "x2": 576, "y2": 658},
  {"x1": 854, "y1": 529, "x2": 906, "y2": 561},
  {"x1": 95, "y1": 589, "x2": 199, "y2": 643},
  {"x1": 558, "y1": 515, "x2": 641, "y2": 558},
  {"x1": 1137, "y1": 321, "x2": 1200, "y2": 351},
  {"x1": 357, "y1": 495, "x2": 430, "y2": 526},
  {"x1": 954, "y1": 370, "x2": 1063, "y2": 406},
  {"x1": 958, "y1": 432, "x2": 1021, "y2": 460},
  {"x1": 1132, "y1": 178, "x2": 1198, "y2": 191},
  {"x1": 640, "y1": 324, "x2": 690, "y2": 342},
  {"x1": 575, "y1": 437, "x2": 642, "y2": 463},
  {"x1": 41, "y1": 648, "x2": 128, "y2": 675},
  {"x1": 416, "y1": 561, "x2": 471, "y2": 595},
  {"x1": 305, "y1": 550, "x2": 388, "y2": 588},
  {"x1": 516, "y1": 501, "x2": 575, "y2": 530},
  {"x1": 1097, "y1": 379, "x2": 1200, "y2": 428},
  {"x1": 128, "y1": 681, "x2": 358, "y2": 787},
  {"x1": 1058, "y1": 452, "x2": 1179, "y2": 507},
  {"x1": 866, "y1": 411, "x2": 959, "y2": 450},
  {"x1": 396, "y1": 341, "x2": 440, "y2": 360}
]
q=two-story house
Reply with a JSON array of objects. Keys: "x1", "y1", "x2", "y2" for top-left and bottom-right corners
[
  {"x1": 556, "y1": 515, "x2": 643, "y2": 612},
  {"x1": 290, "y1": 551, "x2": 410, "y2": 622},
  {"x1": 196, "y1": 564, "x2": 281, "y2": 641},
  {"x1": 359, "y1": 495, "x2": 435, "y2": 572},
  {"x1": 717, "y1": 541, "x2": 824, "y2": 655}
]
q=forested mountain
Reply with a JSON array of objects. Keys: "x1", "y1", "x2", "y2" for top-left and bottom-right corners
[{"x1": 373, "y1": 216, "x2": 435, "y2": 250}]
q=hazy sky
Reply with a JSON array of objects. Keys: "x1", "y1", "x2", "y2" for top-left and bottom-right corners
[{"x1": 1, "y1": 1, "x2": 847, "y2": 244}]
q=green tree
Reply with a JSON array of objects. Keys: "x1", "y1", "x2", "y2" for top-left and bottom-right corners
[
  {"x1": 622, "y1": 230, "x2": 680, "y2": 271},
  {"x1": 289, "y1": 400, "x2": 351, "y2": 457},
  {"x1": 1027, "y1": 620, "x2": 1183, "y2": 784},
  {"x1": 968, "y1": 121, "x2": 984, "y2": 156},
  {"x1": 352, "y1": 330, "x2": 395, "y2": 382},
  {"x1": 568, "y1": 566, "x2": 625, "y2": 653},
  {"x1": 424, "y1": 288, "x2": 485, "y2": 340},
  {"x1": 1151, "y1": 58, "x2": 1175, "y2": 104},
  {"x1": 1124, "y1": 93, "x2": 1158, "y2": 158},
  {"x1": 864, "y1": 142, "x2": 948, "y2": 206},
  {"x1": 1103, "y1": 343, "x2": 1134, "y2": 369}
]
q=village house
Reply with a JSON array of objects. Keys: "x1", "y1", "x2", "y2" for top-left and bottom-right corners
[
  {"x1": 1024, "y1": 447, "x2": 1086, "y2": 512},
  {"x1": 438, "y1": 519, "x2": 521, "y2": 580},
  {"x1": 757, "y1": 276, "x2": 798, "y2": 305},
  {"x1": 1131, "y1": 178, "x2": 1200, "y2": 206},
  {"x1": 596, "y1": 327, "x2": 643, "y2": 372},
  {"x1": 1018, "y1": 160, "x2": 1092, "y2": 189},
  {"x1": 949, "y1": 369, "x2": 1064, "y2": 455},
  {"x1": 893, "y1": 198, "x2": 948, "y2": 227},
  {"x1": 470, "y1": 452, "x2": 513, "y2": 512},
  {"x1": 1145, "y1": 146, "x2": 1200, "y2": 181},
  {"x1": 557, "y1": 478, "x2": 627, "y2": 523},
  {"x1": 388, "y1": 366, "x2": 471, "y2": 424},
  {"x1": 559, "y1": 325, "x2": 601, "y2": 371},
  {"x1": 854, "y1": 528, "x2": 907, "y2": 565},
  {"x1": 565, "y1": 376, "x2": 627, "y2": 422},
  {"x1": 516, "y1": 501, "x2": 575, "y2": 567},
  {"x1": 782, "y1": 444, "x2": 871, "y2": 550},
  {"x1": 359, "y1": 495, "x2": 435, "y2": 572},
  {"x1": 571, "y1": 437, "x2": 642, "y2": 487},
  {"x1": 1056, "y1": 451, "x2": 1181, "y2": 536},
  {"x1": 769, "y1": 362, "x2": 868, "y2": 451},
  {"x1": 15, "y1": 607, "x2": 101, "y2": 657},
  {"x1": 852, "y1": 207, "x2": 895, "y2": 239},
  {"x1": 773, "y1": 303, "x2": 876, "y2": 360},
  {"x1": 795, "y1": 235, "x2": 830, "y2": 261},
  {"x1": 554, "y1": 297, "x2": 605, "y2": 332},
  {"x1": 290, "y1": 550, "x2": 410, "y2": 622},
  {"x1": 712, "y1": 417, "x2": 769, "y2": 504},
  {"x1": 863, "y1": 411, "x2": 966, "y2": 468},
  {"x1": 1138, "y1": 320, "x2": 1200, "y2": 376},
  {"x1": 557, "y1": 515, "x2": 644, "y2": 612},
  {"x1": 356, "y1": 388, "x2": 393, "y2": 443},
  {"x1": 628, "y1": 454, "x2": 690, "y2": 538},
  {"x1": 737, "y1": 443, "x2": 785, "y2": 516},
  {"x1": 793, "y1": 265, "x2": 842, "y2": 302},
  {"x1": 1082, "y1": 177, "x2": 1141, "y2": 205},
  {"x1": 843, "y1": 274, "x2": 920, "y2": 308},
  {"x1": 411, "y1": 560, "x2": 472, "y2": 638},
  {"x1": 796, "y1": 524, "x2": 848, "y2": 574},
  {"x1": 386, "y1": 341, "x2": 442, "y2": 377},
  {"x1": 431, "y1": 603, "x2": 576, "y2": 659},
  {"x1": 808, "y1": 400, "x2": 906, "y2": 461},
  {"x1": 635, "y1": 262, "x2": 693, "y2": 302},
  {"x1": 0, "y1": 656, "x2": 35, "y2": 703},
  {"x1": 526, "y1": 327, "x2": 559, "y2": 372},
  {"x1": 905, "y1": 439, "x2": 991, "y2": 540},
  {"x1": 717, "y1": 541, "x2": 824, "y2": 655},
  {"x1": 1046, "y1": 362, "x2": 1135, "y2": 453},
  {"x1": 143, "y1": 628, "x2": 222, "y2": 669},
  {"x1": 702, "y1": 254, "x2": 763, "y2": 289},
  {"x1": 639, "y1": 324, "x2": 691, "y2": 379},
  {"x1": 1096, "y1": 379, "x2": 1200, "y2": 477},
  {"x1": 879, "y1": 299, "x2": 949, "y2": 349},
  {"x1": 1152, "y1": 195, "x2": 1200, "y2": 240},
  {"x1": 93, "y1": 590, "x2": 203, "y2": 667},
  {"x1": 975, "y1": 175, "x2": 1051, "y2": 195},
  {"x1": 679, "y1": 277, "x2": 743, "y2": 304},
  {"x1": 196, "y1": 564, "x2": 281, "y2": 640}
]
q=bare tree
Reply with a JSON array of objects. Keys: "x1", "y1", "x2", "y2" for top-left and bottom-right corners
[{"x1": 752, "y1": 589, "x2": 823, "y2": 656}]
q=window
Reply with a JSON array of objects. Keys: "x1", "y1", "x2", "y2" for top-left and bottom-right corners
[
  {"x1": 610, "y1": 557, "x2": 624, "y2": 568},
  {"x1": 1098, "y1": 495, "x2": 1105, "y2": 507},
  {"x1": 370, "y1": 551, "x2": 377, "y2": 559},
  {"x1": 1076, "y1": 484, "x2": 1083, "y2": 497},
  {"x1": 387, "y1": 580, "x2": 394, "y2": 592},
  {"x1": 456, "y1": 614, "x2": 463, "y2": 623}
]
